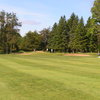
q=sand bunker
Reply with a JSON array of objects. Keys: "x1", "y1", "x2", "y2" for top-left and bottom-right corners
[{"x1": 64, "y1": 54, "x2": 90, "y2": 57}]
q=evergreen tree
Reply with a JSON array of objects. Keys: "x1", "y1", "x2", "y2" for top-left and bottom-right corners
[
  {"x1": 91, "y1": 0, "x2": 100, "y2": 23},
  {"x1": 74, "y1": 17, "x2": 86, "y2": 52},
  {"x1": 56, "y1": 16, "x2": 68, "y2": 51},
  {"x1": 48, "y1": 16, "x2": 69, "y2": 52},
  {"x1": 91, "y1": 0, "x2": 100, "y2": 53},
  {"x1": 68, "y1": 13, "x2": 79, "y2": 52},
  {"x1": 48, "y1": 23, "x2": 58, "y2": 50},
  {"x1": 85, "y1": 17, "x2": 97, "y2": 52}
]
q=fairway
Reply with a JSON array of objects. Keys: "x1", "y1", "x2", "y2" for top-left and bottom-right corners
[{"x1": 0, "y1": 53, "x2": 100, "y2": 100}]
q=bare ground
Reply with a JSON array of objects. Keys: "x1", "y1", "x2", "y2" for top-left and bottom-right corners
[
  {"x1": 16, "y1": 51, "x2": 45, "y2": 55},
  {"x1": 64, "y1": 53, "x2": 90, "y2": 56}
]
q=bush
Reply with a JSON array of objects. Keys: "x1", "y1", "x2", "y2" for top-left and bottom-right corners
[{"x1": 18, "y1": 50, "x2": 25, "y2": 53}]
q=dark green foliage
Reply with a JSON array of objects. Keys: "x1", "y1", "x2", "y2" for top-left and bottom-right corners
[
  {"x1": 68, "y1": 13, "x2": 79, "y2": 52},
  {"x1": 20, "y1": 31, "x2": 41, "y2": 51},
  {"x1": 91, "y1": 0, "x2": 100, "y2": 53},
  {"x1": 40, "y1": 28, "x2": 51, "y2": 50},
  {"x1": 74, "y1": 17, "x2": 87, "y2": 52},
  {"x1": 56, "y1": 16, "x2": 69, "y2": 51},
  {"x1": 48, "y1": 16, "x2": 69, "y2": 52},
  {"x1": 47, "y1": 11, "x2": 98, "y2": 53},
  {"x1": 0, "y1": 11, "x2": 21, "y2": 54},
  {"x1": 91, "y1": 0, "x2": 100, "y2": 23},
  {"x1": 48, "y1": 14, "x2": 96, "y2": 53},
  {"x1": 85, "y1": 17, "x2": 98, "y2": 52},
  {"x1": 48, "y1": 23, "x2": 58, "y2": 50}
]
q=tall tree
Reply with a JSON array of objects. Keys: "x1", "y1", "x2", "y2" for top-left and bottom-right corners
[
  {"x1": 57, "y1": 16, "x2": 69, "y2": 52},
  {"x1": 68, "y1": 13, "x2": 79, "y2": 52},
  {"x1": 0, "y1": 11, "x2": 21, "y2": 54},
  {"x1": 85, "y1": 17, "x2": 97, "y2": 52},
  {"x1": 74, "y1": 17, "x2": 86, "y2": 52},
  {"x1": 48, "y1": 16, "x2": 69, "y2": 52},
  {"x1": 91, "y1": 0, "x2": 100, "y2": 23},
  {"x1": 48, "y1": 23, "x2": 59, "y2": 51},
  {"x1": 91, "y1": 0, "x2": 100, "y2": 53}
]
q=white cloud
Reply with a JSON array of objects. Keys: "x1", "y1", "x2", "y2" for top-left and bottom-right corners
[
  {"x1": 0, "y1": 3, "x2": 51, "y2": 35},
  {"x1": 22, "y1": 20, "x2": 41, "y2": 25},
  {"x1": 0, "y1": 4, "x2": 46, "y2": 17}
]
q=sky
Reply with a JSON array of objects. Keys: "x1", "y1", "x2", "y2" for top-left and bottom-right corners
[{"x1": 0, "y1": 0, "x2": 94, "y2": 36}]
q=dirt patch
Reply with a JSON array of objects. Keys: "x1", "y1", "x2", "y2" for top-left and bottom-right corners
[
  {"x1": 16, "y1": 52, "x2": 34, "y2": 55},
  {"x1": 36, "y1": 51, "x2": 45, "y2": 53},
  {"x1": 15, "y1": 51, "x2": 45, "y2": 55},
  {"x1": 64, "y1": 53, "x2": 90, "y2": 57}
]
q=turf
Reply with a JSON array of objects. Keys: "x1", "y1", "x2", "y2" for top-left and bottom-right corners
[{"x1": 0, "y1": 53, "x2": 100, "y2": 100}]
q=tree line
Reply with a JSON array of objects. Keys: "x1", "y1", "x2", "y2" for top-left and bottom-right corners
[{"x1": 0, "y1": 0, "x2": 100, "y2": 54}]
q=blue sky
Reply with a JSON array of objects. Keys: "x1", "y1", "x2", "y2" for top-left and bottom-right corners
[{"x1": 0, "y1": 0, "x2": 94, "y2": 36}]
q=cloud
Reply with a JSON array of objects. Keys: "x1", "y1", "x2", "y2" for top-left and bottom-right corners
[
  {"x1": 22, "y1": 20, "x2": 41, "y2": 25},
  {"x1": 0, "y1": 2, "x2": 50, "y2": 35},
  {"x1": 0, "y1": 4, "x2": 46, "y2": 17}
]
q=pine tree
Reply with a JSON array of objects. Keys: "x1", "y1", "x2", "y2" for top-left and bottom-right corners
[
  {"x1": 48, "y1": 16, "x2": 69, "y2": 52},
  {"x1": 74, "y1": 17, "x2": 86, "y2": 52},
  {"x1": 68, "y1": 13, "x2": 79, "y2": 52},
  {"x1": 57, "y1": 16, "x2": 69, "y2": 52},
  {"x1": 48, "y1": 23, "x2": 58, "y2": 50},
  {"x1": 85, "y1": 17, "x2": 97, "y2": 52},
  {"x1": 91, "y1": 0, "x2": 100, "y2": 54},
  {"x1": 91, "y1": 0, "x2": 100, "y2": 23}
]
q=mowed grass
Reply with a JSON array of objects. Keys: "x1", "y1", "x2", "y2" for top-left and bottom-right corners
[{"x1": 0, "y1": 53, "x2": 100, "y2": 100}]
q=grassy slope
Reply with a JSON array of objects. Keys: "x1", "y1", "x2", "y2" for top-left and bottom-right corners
[{"x1": 0, "y1": 53, "x2": 100, "y2": 100}]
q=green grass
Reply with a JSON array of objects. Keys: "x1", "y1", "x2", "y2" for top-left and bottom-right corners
[{"x1": 0, "y1": 53, "x2": 100, "y2": 100}]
